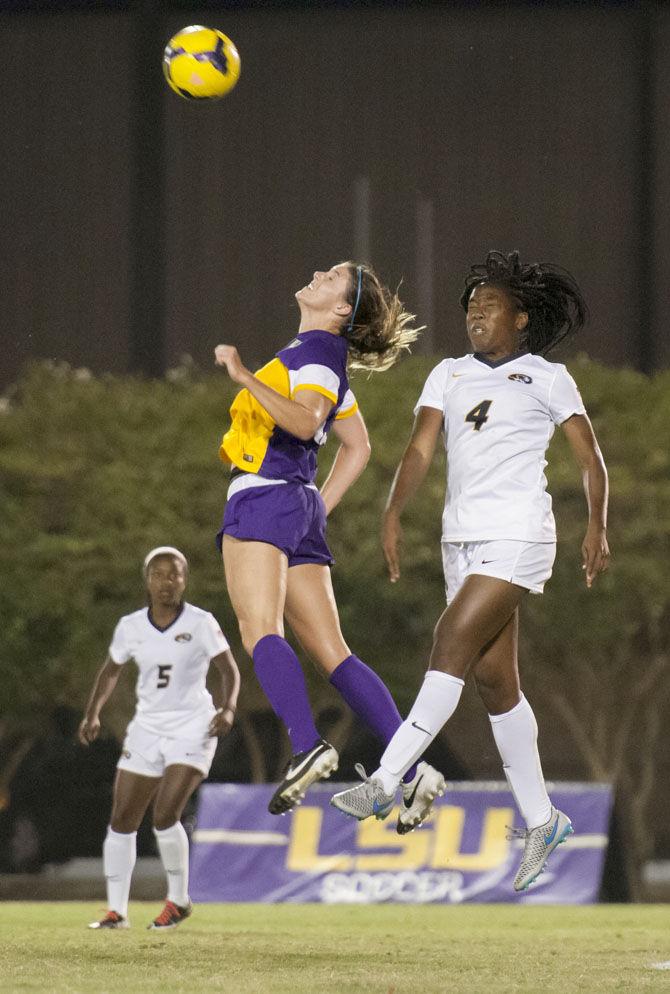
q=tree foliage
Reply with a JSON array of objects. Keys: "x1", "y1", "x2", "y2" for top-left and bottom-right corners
[{"x1": 1, "y1": 356, "x2": 668, "y2": 858}]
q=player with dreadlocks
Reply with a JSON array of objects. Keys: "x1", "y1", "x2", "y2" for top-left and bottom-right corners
[{"x1": 332, "y1": 250, "x2": 610, "y2": 890}]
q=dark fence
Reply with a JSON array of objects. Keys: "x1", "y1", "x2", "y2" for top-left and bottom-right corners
[{"x1": 1, "y1": 1, "x2": 669, "y2": 389}]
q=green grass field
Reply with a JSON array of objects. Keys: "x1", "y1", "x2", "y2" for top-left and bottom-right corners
[{"x1": 0, "y1": 903, "x2": 668, "y2": 994}]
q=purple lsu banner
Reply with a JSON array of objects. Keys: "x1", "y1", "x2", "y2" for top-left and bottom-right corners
[{"x1": 190, "y1": 781, "x2": 612, "y2": 904}]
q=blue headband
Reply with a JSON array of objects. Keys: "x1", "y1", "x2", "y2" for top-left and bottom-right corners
[{"x1": 348, "y1": 266, "x2": 363, "y2": 332}]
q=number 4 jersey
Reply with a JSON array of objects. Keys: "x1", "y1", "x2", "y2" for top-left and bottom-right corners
[
  {"x1": 108, "y1": 603, "x2": 230, "y2": 737},
  {"x1": 416, "y1": 351, "x2": 585, "y2": 543}
]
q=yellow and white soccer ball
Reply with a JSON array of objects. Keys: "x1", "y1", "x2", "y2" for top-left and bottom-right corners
[{"x1": 163, "y1": 25, "x2": 241, "y2": 100}]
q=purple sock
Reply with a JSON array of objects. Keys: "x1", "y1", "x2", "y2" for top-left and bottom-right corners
[
  {"x1": 253, "y1": 635, "x2": 320, "y2": 754},
  {"x1": 330, "y1": 655, "x2": 417, "y2": 783}
]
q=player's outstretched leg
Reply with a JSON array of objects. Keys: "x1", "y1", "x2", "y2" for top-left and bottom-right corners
[
  {"x1": 330, "y1": 764, "x2": 397, "y2": 821},
  {"x1": 511, "y1": 807, "x2": 573, "y2": 891},
  {"x1": 268, "y1": 738, "x2": 339, "y2": 815},
  {"x1": 88, "y1": 910, "x2": 129, "y2": 930},
  {"x1": 396, "y1": 762, "x2": 447, "y2": 835},
  {"x1": 148, "y1": 900, "x2": 193, "y2": 930}
]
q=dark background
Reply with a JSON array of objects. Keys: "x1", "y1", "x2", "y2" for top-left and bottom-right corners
[{"x1": 1, "y1": 0, "x2": 669, "y2": 388}]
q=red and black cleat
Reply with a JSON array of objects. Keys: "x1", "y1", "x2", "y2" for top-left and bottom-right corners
[
  {"x1": 147, "y1": 900, "x2": 193, "y2": 930},
  {"x1": 88, "y1": 910, "x2": 129, "y2": 930}
]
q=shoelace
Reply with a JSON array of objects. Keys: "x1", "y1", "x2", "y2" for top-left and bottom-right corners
[
  {"x1": 154, "y1": 902, "x2": 178, "y2": 926},
  {"x1": 353, "y1": 763, "x2": 369, "y2": 781},
  {"x1": 506, "y1": 825, "x2": 527, "y2": 841}
]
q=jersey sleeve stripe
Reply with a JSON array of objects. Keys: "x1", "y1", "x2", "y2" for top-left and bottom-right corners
[
  {"x1": 335, "y1": 399, "x2": 359, "y2": 420},
  {"x1": 292, "y1": 383, "x2": 338, "y2": 404},
  {"x1": 289, "y1": 363, "x2": 340, "y2": 398}
]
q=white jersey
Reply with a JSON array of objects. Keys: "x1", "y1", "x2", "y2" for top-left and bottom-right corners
[
  {"x1": 415, "y1": 351, "x2": 585, "y2": 542},
  {"x1": 108, "y1": 602, "x2": 230, "y2": 737}
]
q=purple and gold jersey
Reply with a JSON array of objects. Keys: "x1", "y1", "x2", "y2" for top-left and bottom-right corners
[{"x1": 219, "y1": 330, "x2": 358, "y2": 485}]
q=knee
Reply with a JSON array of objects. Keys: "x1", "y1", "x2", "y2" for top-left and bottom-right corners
[
  {"x1": 430, "y1": 621, "x2": 472, "y2": 677},
  {"x1": 110, "y1": 808, "x2": 142, "y2": 834},
  {"x1": 152, "y1": 811, "x2": 178, "y2": 832},
  {"x1": 152, "y1": 798, "x2": 181, "y2": 831}
]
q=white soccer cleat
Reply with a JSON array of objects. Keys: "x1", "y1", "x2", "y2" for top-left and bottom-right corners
[
  {"x1": 396, "y1": 761, "x2": 446, "y2": 835},
  {"x1": 330, "y1": 764, "x2": 397, "y2": 821},
  {"x1": 512, "y1": 806, "x2": 574, "y2": 891}
]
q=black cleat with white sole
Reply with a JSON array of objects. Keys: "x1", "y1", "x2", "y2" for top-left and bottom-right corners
[{"x1": 268, "y1": 739, "x2": 338, "y2": 815}]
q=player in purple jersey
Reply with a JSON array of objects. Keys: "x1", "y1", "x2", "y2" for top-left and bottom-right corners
[
  {"x1": 213, "y1": 262, "x2": 445, "y2": 830},
  {"x1": 332, "y1": 251, "x2": 610, "y2": 889}
]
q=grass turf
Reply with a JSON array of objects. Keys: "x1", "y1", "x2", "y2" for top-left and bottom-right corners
[{"x1": 0, "y1": 903, "x2": 668, "y2": 994}]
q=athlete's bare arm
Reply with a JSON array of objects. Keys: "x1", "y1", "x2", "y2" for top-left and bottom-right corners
[
  {"x1": 78, "y1": 656, "x2": 122, "y2": 744},
  {"x1": 562, "y1": 412, "x2": 610, "y2": 587},
  {"x1": 320, "y1": 410, "x2": 371, "y2": 515},
  {"x1": 208, "y1": 649, "x2": 241, "y2": 737},
  {"x1": 382, "y1": 406, "x2": 444, "y2": 582}
]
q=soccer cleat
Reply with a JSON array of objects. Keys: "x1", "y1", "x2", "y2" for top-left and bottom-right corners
[
  {"x1": 268, "y1": 739, "x2": 339, "y2": 815},
  {"x1": 147, "y1": 900, "x2": 192, "y2": 930},
  {"x1": 330, "y1": 764, "x2": 397, "y2": 821},
  {"x1": 396, "y1": 762, "x2": 446, "y2": 835},
  {"x1": 88, "y1": 910, "x2": 129, "y2": 930},
  {"x1": 511, "y1": 807, "x2": 574, "y2": 891}
]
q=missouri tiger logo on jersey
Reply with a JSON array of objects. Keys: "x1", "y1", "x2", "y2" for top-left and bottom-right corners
[{"x1": 508, "y1": 373, "x2": 533, "y2": 384}]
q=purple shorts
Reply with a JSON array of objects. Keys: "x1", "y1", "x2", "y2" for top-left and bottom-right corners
[{"x1": 216, "y1": 483, "x2": 334, "y2": 567}]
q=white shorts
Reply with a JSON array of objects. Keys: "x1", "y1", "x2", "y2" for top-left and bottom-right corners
[
  {"x1": 117, "y1": 717, "x2": 217, "y2": 778},
  {"x1": 441, "y1": 540, "x2": 556, "y2": 604}
]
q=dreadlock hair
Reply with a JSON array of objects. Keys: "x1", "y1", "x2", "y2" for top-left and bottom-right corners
[
  {"x1": 459, "y1": 250, "x2": 588, "y2": 355},
  {"x1": 338, "y1": 261, "x2": 423, "y2": 372}
]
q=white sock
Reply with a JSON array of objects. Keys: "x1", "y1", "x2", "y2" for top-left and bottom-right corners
[
  {"x1": 103, "y1": 827, "x2": 136, "y2": 918},
  {"x1": 154, "y1": 822, "x2": 190, "y2": 907},
  {"x1": 376, "y1": 670, "x2": 464, "y2": 792},
  {"x1": 489, "y1": 694, "x2": 552, "y2": 830}
]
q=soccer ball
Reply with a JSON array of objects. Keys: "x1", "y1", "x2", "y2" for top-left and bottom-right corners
[{"x1": 163, "y1": 25, "x2": 241, "y2": 100}]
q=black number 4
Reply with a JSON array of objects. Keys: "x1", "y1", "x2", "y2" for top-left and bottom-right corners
[
  {"x1": 465, "y1": 399, "x2": 493, "y2": 432},
  {"x1": 157, "y1": 664, "x2": 173, "y2": 689}
]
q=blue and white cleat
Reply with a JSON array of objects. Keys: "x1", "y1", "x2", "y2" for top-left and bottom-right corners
[
  {"x1": 330, "y1": 764, "x2": 397, "y2": 821},
  {"x1": 512, "y1": 807, "x2": 574, "y2": 891}
]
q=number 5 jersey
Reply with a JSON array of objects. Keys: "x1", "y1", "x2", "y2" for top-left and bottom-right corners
[{"x1": 108, "y1": 603, "x2": 230, "y2": 737}]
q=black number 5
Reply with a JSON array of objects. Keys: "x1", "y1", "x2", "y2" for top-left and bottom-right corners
[
  {"x1": 157, "y1": 664, "x2": 172, "y2": 689},
  {"x1": 465, "y1": 399, "x2": 493, "y2": 432}
]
